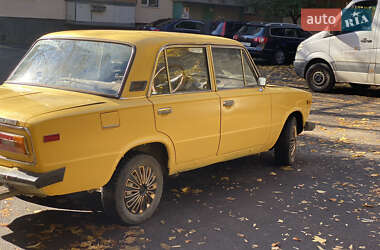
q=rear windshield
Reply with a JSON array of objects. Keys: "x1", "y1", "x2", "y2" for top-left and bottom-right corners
[
  {"x1": 238, "y1": 25, "x2": 265, "y2": 36},
  {"x1": 7, "y1": 39, "x2": 133, "y2": 97}
]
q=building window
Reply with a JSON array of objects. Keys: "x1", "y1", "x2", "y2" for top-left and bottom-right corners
[{"x1": 142, "y1": 0, "x2": 158, "y2": 7}]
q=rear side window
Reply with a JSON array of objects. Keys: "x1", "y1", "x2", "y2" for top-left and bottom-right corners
[
  {"x1": 297, "y1": 29, "x2": 310, "y2": 38},
  {"x1": 176, "y1": 21, "x2": 203, "y2": 31},
  {"x1": 152, "y1": 47, "x2": 210, "y2": 95},
  {"x1": 283, "y1": 28, "x2": 297, "y2": 37},
  {"x1": 270, "y1": 28, "x2": 284, "y2": 36},
  {"x1": 212, "y1": 48, "x2": 244, "y2": 89},
  {"x1": 239, "y1": 25, "x2": 265, "y2": 36}
]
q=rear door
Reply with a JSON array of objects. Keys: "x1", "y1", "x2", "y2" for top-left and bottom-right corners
[
  {"x1": 149, "y1": 46, "x2": 220, "y2": 164},
  {"x1": 212, "y1": 47, "x2": 271, "y2": 155}
]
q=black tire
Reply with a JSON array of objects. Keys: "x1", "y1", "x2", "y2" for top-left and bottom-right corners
[
  {"x1": 102, "y1": 154, "x2": 164, "y2": 225},
  {"x1": 274, "y1": 117, "x2": 297, "y2": 166},
  {"x1": 273, "y1": 50, "x2": 286, "y2": 65},
  {"x1": 306, "y1": 63, "x2": 335, "y2": 92},
  {"x1": 349, "y1": 83, "x2": 370, "y2": 90}
]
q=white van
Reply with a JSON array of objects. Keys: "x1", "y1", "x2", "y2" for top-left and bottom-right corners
[{"x1": 294, "y1": 0, "x2": 379, "y2": 92}]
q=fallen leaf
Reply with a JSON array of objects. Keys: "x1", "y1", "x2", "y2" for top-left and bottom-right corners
[
  {"x1": 256, "y1": 178, "x2": 263, "y2": 182},
  {"x1": 181, "y1": 187, "x2": 190, "y2": 193},
  {"x1": 160, "y1": 243, "x2": 171, "y2": 250},
  {"x1": 168, "y1": 236, "x2": 176, "y2": 241},
  {"x1": 251, "y1": 244, "x2": 259, "y2": 248},
  {"x1": 269, "y1": 172, "x2": 277, "y2": 176},
  {"x1": 362, "y1": 203, "x2": 374, "y2": 208},
  {"x1": 316, "y1": 190, "x2": 326, "y2": 194},
  {"x1": 277, "y1": 219, "x2": 284, "y2": 223},
  {"x1": 237, "y1": 233, "x2": 245, "y2": 238},
  {"x1": 192, "y1": 189, "x2": 203, "y2": 194},
  {"x1": 272, "y1": 242, "x2": 280, "y2": 247},
  {"x1": 329, "y1": 198, "x2": 337, "y2": 202},
  {"x1": 280, "y1": 166, "x2": 294, "y2": 171},
  {"x1": 370, "y1": 173, "x2": 379, "y2": 177},
  {"x1": 226, "y1": 197, "x2": 236, "y2": 201},
  {"x1": 292, "y1": 237, "x2": 301, "y2": 241},
  {"x1": 26, "y1": 242, "x2": 42, "y2": 249},
  {"x1": 125, "y1": 237, "x2": 136, "y2": 244},
  {"x1": 220, "y1": 176, "x2": 230, "y2": 181},
  {"x1": 313, "y1": 236, "x2": 326, "y2": 245}
]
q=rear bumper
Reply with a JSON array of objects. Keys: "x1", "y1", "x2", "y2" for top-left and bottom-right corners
[
  {"x1": 304, "y1": 121, "x2": 316, "y2": 131},
  {"x1": 0, "y1": 166, "x2": 65, "y2": 199}
]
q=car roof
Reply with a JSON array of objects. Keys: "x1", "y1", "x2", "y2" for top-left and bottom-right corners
[
  {"x1": 245, "y1": 22, "x2": 300, "y2": 28},
  {"x1": 41, "y1": 30, "x2": 238, "y2": 47}
]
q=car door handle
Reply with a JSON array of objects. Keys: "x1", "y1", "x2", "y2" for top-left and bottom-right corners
[
  {"x1": 361, "y1": 38, "x2": 372, "y2": 43},
  {"x1": 223, "y1": 100, "x2": 235, "y2": 107},
  {"x1": 157, "y1": 107, "x2": 172, "y2": 115}
]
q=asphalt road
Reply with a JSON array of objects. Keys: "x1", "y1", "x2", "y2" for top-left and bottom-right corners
[{"x1": 0, "y1": 49, "x2": 379, "y2": 249}]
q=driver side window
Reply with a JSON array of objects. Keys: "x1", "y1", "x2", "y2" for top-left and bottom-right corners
[{"x1": 152, "y1": 47, "x2": 211, "y2": 95}]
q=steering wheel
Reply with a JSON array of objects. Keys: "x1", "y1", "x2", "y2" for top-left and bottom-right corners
[{"x1": 153, "y1": 64, "x2": 186, "y2": 93}]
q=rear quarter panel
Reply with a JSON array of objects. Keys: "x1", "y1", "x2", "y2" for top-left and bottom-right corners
[
  {"x1": 264, "y1": 86, "x2": 312, "y2": 150},
  {"x1": 26, "y1": 98, "x2": 174, "y2": 196}
]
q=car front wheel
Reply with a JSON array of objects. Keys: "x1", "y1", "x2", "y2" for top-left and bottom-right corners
[
  {"x1": 274, "y1": 117, "x2": 297, "y2": 166},
  {"x1": 306, "y1": 63, "x2": 335, "y2": 92},
  {"x1": 102, "y1": 154, "x2": 164, "y2": 225}
]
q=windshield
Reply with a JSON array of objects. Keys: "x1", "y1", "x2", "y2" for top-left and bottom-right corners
[{"x1": 7, "y1": 39, "x2": 133, "y2": 97}]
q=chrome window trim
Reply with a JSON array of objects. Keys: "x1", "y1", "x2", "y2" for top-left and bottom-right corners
[
  {"x1": 0, "y1": 123, "x2": 36, "y2": 166},
  {"x1": 5, "y1": 37, "x2": 136, "y2": 99}
]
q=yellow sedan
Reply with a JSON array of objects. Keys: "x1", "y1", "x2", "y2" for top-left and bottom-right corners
[{"x1": 0, "y1": 30, "x2": 314, "y2": 224}]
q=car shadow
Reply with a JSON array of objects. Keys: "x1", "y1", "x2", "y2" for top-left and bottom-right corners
[
  {"x1": 1, "y1": 153, "x2": 277, "y2": 249},
  {"x1": 1, "y1": 132, "x2": 379, "y2": 249}
]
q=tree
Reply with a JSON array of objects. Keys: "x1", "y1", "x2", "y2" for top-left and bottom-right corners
[{"x1": 247, "y1": 0, "x2": 340, "y2": 24}]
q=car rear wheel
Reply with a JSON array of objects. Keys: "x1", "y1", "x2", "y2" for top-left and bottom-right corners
[
  {"x1": 274, "y1": 117, "x2": 297, "y2": 166},
  {"x1": 102, "y1": 154, "x2": 164, "y2": 225},
  {"x1": 306, "y1": 63, "x2": 335, "y2": 92},
  {"x1": 273, "y1": 50, "x2": 286, "y2": 65}
]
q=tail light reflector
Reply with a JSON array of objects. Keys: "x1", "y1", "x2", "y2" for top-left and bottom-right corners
[
  {"x1": 0, "y1": 132, "x2": 28, "y2": 154},
  {"x1": 43, "y1": 134, "x2": 60, "y2": 143}
]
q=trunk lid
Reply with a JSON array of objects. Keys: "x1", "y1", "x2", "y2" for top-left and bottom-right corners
[{"x1": 0, "y1": 84, "x2": 105, "y2": 123}]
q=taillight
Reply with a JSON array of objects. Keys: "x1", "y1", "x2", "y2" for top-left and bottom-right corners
[
  {"x1": 252, "y1": 36, "x2": 268, "y2": 44},
  {"x1": 233, "y1": 34, "x2": 238, "y2": 40},
  {"x1": 221, "y1": 22, "x2": 226, "y2": 36},
  {"x1": 0, "y1": 132, "x2": 28, "y2": 154},
  {"x1": 152, "y1": 28, "x2": 160, "y2": 31}
]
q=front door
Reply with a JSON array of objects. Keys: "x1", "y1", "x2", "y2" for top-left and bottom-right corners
[
  {"x1": 330, "y1": 0, "x2": 377, "y2": 84},
  {"x1": 211, "y1": 47, "x2": 271, "y2": 155},
  {"x1": 149, "y1": 47, "x2": 220, "y2": 164}
]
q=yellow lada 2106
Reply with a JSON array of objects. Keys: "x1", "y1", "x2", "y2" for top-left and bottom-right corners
[{"x1": 0, "y1": 30, "x2": 315, "y2": 224}]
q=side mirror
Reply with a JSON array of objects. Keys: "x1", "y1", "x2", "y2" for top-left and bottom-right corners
[{"x1": 258, "y1": 77, "x2": 267, "y2": 87}]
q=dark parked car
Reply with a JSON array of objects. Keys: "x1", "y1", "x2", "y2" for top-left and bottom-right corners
[
  {"x1": 142, "y1": 19, "x2": 206, "y2": 34},
  {"x1": 210, "y1": 21, "x2": 245, "y2": 38},
  {"x1": 233, "y1": 23, "x2": 311, "y2": 64}
]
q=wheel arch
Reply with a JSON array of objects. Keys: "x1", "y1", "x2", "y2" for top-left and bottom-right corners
[
  {"x1": 271, "y1": 110, "x2": 304, "y2": 150},
  {"x1": 304, "y1": 57, "x2": 336, "y2": 82},
  {"x1": 105, "y1": 137, "x2": 175, "y2": 187}
]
